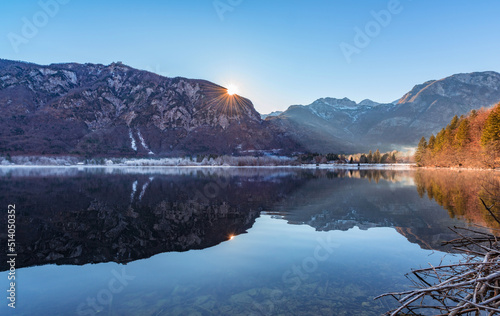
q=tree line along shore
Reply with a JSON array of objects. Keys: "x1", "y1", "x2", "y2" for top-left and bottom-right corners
[{"x1": 415, "y1": 103, "x2": 500, "y2": 169}]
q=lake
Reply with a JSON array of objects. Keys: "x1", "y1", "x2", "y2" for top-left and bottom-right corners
[{"x1": 0, "y1": 167, "x2": 499, "y2": 315}]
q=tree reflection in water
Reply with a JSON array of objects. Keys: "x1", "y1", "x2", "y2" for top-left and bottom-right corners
[{"x1": 414, "y1": 169, "x2": 500, "y2": 230}]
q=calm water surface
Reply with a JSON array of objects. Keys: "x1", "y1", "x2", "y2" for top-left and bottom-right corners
[{"x1": 0, "y1": 167, "x2": 498, "y2": 315}]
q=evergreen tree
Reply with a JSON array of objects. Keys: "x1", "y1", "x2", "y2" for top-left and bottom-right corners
[
  {"x1": 455, "y1": 119, "x2": 470, "y2": 149},
  {"x1": 415, "y1": 137, "x2": 428, "y2": 166},
  {"x1": 381, "y1": 153, "x2": 390, "y2": 163},
  {"x1": 449, "y1": 115, "x2": 459, "y2": 131},
  {"x1": 470, "y1": 109, "x2": 478, "y2": 118},
  {"x1": 415, "y1": 103, "x2": 500, "y2": 168},
  {"x1": 373, "y1": 149, "x2": 381, "y2": 163},
  {"x1": 367, "y1": 150, "x2": 373, "y2": 163},
  {"x1": 441, "y1": 115, "x2": 460, "y2": 148},
  {"x1": 326, "y1": 153, "x2": 339, "y2": 161},
  {"x1": 360, "y1": 154, "x2": 368, "y2": 163},
  {"x1": 391, "y1": 153, "x2": 397, "y2": 163},
  {"x1": 434, "y1": 129, "x2": 446, "y2": 153},
  {"x1": 481, "y1": 104, "x2": 500, "y2": 147},
  {"x1": 428, "y1": 134, "x2": 436, "y2": 151}
]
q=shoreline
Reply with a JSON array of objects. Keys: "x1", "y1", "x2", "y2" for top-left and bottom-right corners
[
  {"x1": 1, "y1": 163, "x2": 498, "y2": 172},
  {"x1": 417, "y1": 166, "x2": 499, "y2": 172},
  {"x1": 0, "y1": 163, "x2": 415, "y2": 170}
]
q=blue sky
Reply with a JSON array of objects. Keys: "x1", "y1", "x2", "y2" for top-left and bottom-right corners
[{"x1": 1, "y1": 0, "x2": 500, "y2": 114}]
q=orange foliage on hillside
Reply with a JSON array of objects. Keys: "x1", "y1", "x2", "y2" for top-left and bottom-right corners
[{"x1": 415, "y1": 104, "x2": 500, "y2": 168}]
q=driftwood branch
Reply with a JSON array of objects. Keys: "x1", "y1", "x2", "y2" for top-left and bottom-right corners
[
  {"x1": 481, "y1": 198, "x2": 500, "y2": 226},
  {"x1": 376, "y1": 199, "x2": 500, "y2": 315}
]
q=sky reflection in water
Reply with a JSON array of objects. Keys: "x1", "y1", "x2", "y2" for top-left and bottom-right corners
[{"x1": 1, "y1": 167, "x2": 495, "y2": 315}]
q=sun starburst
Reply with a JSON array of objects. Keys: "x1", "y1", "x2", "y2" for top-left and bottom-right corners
[
  {"x1": 226, "y1": 84, "x2": 239, "y2": 96},
  {"x1": 199, "y1": 83, "x2": 250, "y2": 118}
]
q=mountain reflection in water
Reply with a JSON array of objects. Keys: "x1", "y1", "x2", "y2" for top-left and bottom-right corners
[{"x1": 0, "y1": 167, "x2": 498, "y2": 272}]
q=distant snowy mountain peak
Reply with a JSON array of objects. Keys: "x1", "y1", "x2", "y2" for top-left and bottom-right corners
[
  {"x1": 260, "y1": 111, "x2": 283, "y2": 120},
  {"x1": 315, "y1": 97, "x2": 357, "y2": 108},
  {"x1": 358, "y1": 99, "x2": 380, "y2": 107},
  {"x1": 310, "y1": 97, "x2": 381, "y2": 109},
  {"x1": 449, "y1": 71, "x2": 500, "y2": 88},
  {"x1": 269, "y1": 71, "x2": 500, "y2": 153}
]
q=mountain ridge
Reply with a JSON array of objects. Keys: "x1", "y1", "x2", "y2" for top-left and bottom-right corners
[
  {"x1": 2, "y1": 59, "x2": 499, "y2": 156},
  {"x1": 269, "y1": 71, "x2": 500, "y2": 153},
  {"x1": 0, "y1": 59, "x2": 302, "y2": 157}
]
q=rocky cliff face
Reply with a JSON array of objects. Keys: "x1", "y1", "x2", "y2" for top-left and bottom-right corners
[
  {"x1": 269, "y1": 72, "x2": 500, "y2": 153},
  {"x1": 2, "y1": 59, "x2": 498, "y2": 156},
  {"x1": 0, "y1": 59, "x2": 300, "y2": 156}
]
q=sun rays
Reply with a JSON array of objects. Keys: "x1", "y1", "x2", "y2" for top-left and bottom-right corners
[{"x1": 201, "y1": 83, "x2": 250, "y2": 118}]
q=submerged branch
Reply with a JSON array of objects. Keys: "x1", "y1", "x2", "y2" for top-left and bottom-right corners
[{"x1": 376, "y1": 225, "x2": 500, "y2": 315}]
